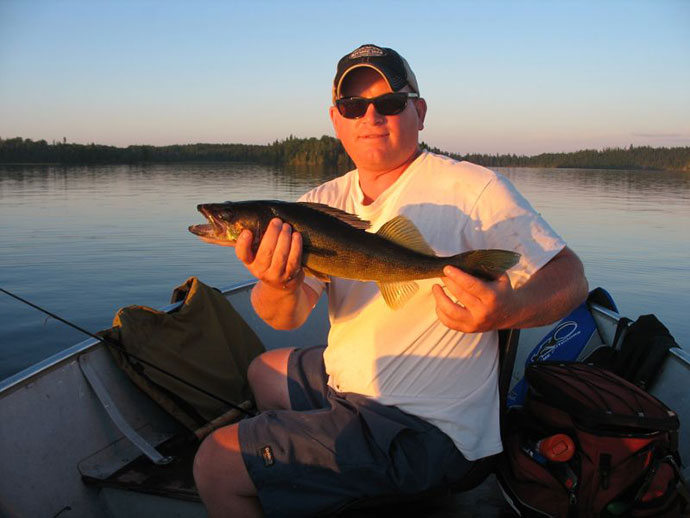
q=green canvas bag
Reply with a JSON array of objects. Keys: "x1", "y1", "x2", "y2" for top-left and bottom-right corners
[{"x1": 100, "y1": 277, "x2": 265, "y2": 430}]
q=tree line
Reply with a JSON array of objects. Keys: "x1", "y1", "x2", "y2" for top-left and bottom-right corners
[
  {"x1": 425, "y1": 144, "x2": 690, "y2": 172},
  {"x1": 1, "y1": 136, "x2": 688, "y2": 172},
  {"x1": 0, "y1": 135, "x2": 353, "y2": 168}
]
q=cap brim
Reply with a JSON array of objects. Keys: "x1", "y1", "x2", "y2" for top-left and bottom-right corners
[{"x1": 333, "y1": 63, "x2": 409, "y2": 103}]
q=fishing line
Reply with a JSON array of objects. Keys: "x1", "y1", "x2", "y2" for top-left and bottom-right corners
[{"x1": 0, "y1": 287, "x2": 256, "y2": 417}]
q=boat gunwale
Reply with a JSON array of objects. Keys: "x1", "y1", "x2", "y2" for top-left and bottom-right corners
[
  {"x1": 0, "y1": 280, "x2": 256, "y2": 394},
  {"x1": 3, "y1": 287, "x2": 688, "y2": 394},
  {"x1": 590, "y1": 303, "x2": 690, "y2": 364}
]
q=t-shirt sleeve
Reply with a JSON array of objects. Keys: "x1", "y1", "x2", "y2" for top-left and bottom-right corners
[{"x1": 462, "y1": 174, "x2": 566, "y2": 288}]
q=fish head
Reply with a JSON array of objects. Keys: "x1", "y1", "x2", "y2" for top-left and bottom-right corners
[{"x1": 189, "y1": 202, "x2": 266, "y2": 247}]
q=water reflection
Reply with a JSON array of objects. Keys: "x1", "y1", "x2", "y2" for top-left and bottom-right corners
[{"x1": 1, "y1": 163, "x2": 688, "y2": 380}]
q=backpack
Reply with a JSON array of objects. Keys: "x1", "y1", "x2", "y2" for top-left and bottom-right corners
[
  {"x1": 507, "y1": 288, "x2": 617, "y2": 408},
  {"x1": 498, "y1": 362, "x2": 688, "y2": 517},
  {"x1": 100, "y1": 276, "x2": 264, "y2": 430},
  {"x1": 586, "y1": 314, "x2": 680, "y2": 391}
]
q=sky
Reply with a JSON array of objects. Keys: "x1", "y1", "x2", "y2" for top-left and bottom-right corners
[{"x1": 0, "y1": 0, "x2": 688, "y2": 155}]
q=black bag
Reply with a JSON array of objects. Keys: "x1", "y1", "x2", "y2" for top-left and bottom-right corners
[
  {"x1": 498, "y1": 362, "x2": 688, "y2": 517},
  {"x1": 587, "y1": 314, "x2": 680, "y2": 391}
]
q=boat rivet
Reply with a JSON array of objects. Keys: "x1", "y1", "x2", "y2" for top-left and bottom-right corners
[{"x1": 155, "y1": 456, "x2": 175, "y2": 465}]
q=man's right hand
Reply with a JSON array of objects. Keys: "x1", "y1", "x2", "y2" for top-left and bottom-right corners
[
  {"x1": 235, "y1": 217, "x2": 305, "y2": 292},
  {"x1": 235, "y1": 217, "x2": 317, "y2": 330}
]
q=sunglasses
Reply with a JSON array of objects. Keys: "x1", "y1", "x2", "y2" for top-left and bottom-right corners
[{"x1": 335, "y1": 92, "x2": 419, "y2": 119}]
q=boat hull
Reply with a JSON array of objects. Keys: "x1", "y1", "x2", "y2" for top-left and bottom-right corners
[{"x1": 1, "y1": 282, "x2": 687, "y2": 517}]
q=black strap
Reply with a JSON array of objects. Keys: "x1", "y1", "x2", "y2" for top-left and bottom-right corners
[{"x1": 611, "y1": 317, "x2": 632, "y2": 351}]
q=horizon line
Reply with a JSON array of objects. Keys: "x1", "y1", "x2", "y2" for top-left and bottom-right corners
[{"x1": 2, "y1": 135, "x2": 689, "y2": 159}]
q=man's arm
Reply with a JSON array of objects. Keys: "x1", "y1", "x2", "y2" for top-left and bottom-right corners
[
  {"x1": 235, "y1": 218, "x2": 320, "y2": 330},
  {"x1": 432, "y1": 246, "x2": 588, "y2": 332},
  {"x1": 250, "y1": 282, "x2": 319, "y2": 331}
]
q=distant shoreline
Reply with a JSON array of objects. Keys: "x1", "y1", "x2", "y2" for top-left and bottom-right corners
[
  {"x1": 1, "y1": 136, "x2": 689, "y2": 172},
  {"x1": 0, "y1": 161, "x2": 680, "y2": 173}
]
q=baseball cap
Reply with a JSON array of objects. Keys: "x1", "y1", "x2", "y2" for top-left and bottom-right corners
[{"x1": 332, "y1": 44, "x2": 420, "y2": 103}]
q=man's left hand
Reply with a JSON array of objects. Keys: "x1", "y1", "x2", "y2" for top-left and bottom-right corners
[{"x1": 432, "y1": 266, "x2": 520, "y2": 333}]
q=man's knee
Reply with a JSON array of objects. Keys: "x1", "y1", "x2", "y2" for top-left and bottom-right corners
[
  {"x1": 193, "y1": 424, "x2": 261, "y2": 516},
  {"x1": 193, "y1": 425, "x2": 250, "y2": 494},
  {"x1": 193, "y1": 431, "x2": 221, "y2": 492},
  {"x1": 248, "y1": 348, "x2": 292, "y2": 384},
  {"x1": 192, "y1": 439, "x2": 212, "y2": 492},
  {"x1": 248, "y1": 348, "x2": 293, "y2": 410},
  {"x1": 246, "y1": 352, "x2": 268, "y2": 388}
]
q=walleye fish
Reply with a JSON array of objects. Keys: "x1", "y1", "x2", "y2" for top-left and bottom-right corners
[{"x1": 189, "y1": 200, "x2": 521, "y2": 309}]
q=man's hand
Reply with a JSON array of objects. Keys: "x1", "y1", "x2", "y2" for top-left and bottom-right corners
[
  {"x1": 432, "y1": 247, "x2": 589, "y2": 333},
  {"x1": 235, "y1": 218, "x2": 305, "y2": 292},
  {"x1": 235, "y1": 217, "x2": 318, "y2": 330},
  {"x1": 432, "y1": 266, "x2": 519, "y2": 333}
]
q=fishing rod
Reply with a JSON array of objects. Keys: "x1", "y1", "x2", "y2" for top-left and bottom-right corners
[{"x1": 0, "y1": 287, "x2": 256, "y2": 417}]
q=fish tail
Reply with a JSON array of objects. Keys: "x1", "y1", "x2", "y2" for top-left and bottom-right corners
[{"x1": 450, "y1": 249, "x2": 521, "y2": 281}]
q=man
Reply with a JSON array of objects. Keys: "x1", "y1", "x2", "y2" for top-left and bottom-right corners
[{"x1": 193, "y1": 44, "x2": 588, "y2": 517}]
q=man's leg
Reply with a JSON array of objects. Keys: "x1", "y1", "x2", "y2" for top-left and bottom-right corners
[
  {"x1": 194, "y1": 348, "x2": 294, "y2": 516},
  {"x1": 247, "y1": 347, "x2": 295, "y2": 411},
  {"x1": 193, "y1": 423, "x2": 260, "y2": 517}
]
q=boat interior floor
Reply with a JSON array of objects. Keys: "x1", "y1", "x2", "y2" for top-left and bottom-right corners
[
  {"x1": 81, "y1": 432, "x2": 202, "y2": 502},
  {"x1": 82, "y1": 431, "x2": 515, "y2": 517}
]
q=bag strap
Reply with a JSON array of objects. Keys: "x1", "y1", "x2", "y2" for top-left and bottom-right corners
[
  {"x1": 671, "y1": 456, "x2": 690, "y2": 508},
  {"x1": 611, "y1": 317, "x2": 632, "y2": 351},
  {"x1": 635, "y1": 454, "x2": 690, "y2": 510}
]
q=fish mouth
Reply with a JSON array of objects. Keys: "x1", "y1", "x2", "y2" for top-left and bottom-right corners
[{"x1": 188, "y1": 205, "x2": 237, "y2": 247}]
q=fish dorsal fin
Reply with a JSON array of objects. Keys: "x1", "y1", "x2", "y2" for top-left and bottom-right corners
[
  {"x1": 376, "y1": 216, "x2": 436, "y2": 256},
  {"x1": 378, "y1": 281, "x2": 419, "y2": 310},
  {"x1": 298, "y1": 202, "x2": 371, "y2": 230}
]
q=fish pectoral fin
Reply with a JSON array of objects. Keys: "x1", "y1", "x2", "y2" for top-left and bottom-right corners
[
  {"x1": 376, "y1": 216, "x2": 436, "y2": 256},
  {"x1": 378, "y1": 281, "x2": 419, "y2": 310},
  {"x1": 303, "y1": 266, "x2": 330, "y2": 283}
]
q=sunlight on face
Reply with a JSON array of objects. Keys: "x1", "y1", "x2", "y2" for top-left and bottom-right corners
[{"x1": 330, "y1": 68, "x2": 426, "y2": 175}]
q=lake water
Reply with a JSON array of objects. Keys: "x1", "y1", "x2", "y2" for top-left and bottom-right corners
[{"x1": 1, "y1": 162, "x2": 689, "y2": 381}]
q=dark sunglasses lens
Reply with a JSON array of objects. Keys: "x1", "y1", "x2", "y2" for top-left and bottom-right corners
[
  {"x1": 337, "y1": 93, "x2": 410, "y2": 119},
  {"x1": 338, "y1": 98, "x2": 367, "y2": 119},
  {"x1": 374, "y1": 94, "x2": 407, "y2": 115}
]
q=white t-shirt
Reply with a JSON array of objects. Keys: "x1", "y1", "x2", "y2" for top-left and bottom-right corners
[{"x1": 300, "y1": 151, "x2": 565, "y2": 460}]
